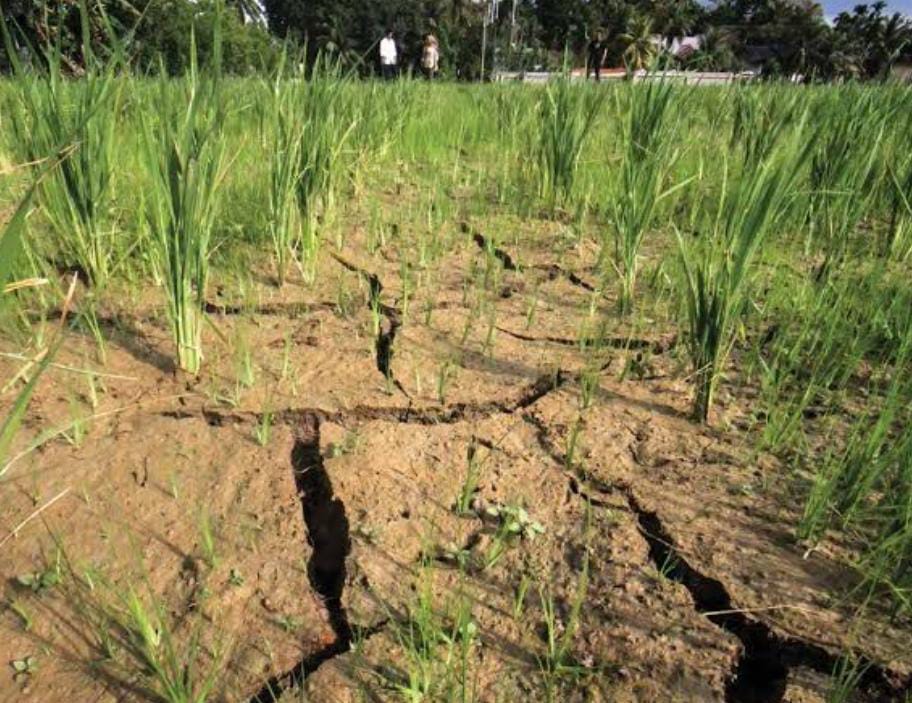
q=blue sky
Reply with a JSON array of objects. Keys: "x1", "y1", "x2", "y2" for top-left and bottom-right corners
[{"x1": 822, "y1": 0, "x2": 912, "y2": 17}]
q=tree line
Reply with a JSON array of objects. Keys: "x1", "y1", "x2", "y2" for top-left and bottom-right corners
[{"x1": 2, "y1": 0, "x2": 911, "y2": 80}]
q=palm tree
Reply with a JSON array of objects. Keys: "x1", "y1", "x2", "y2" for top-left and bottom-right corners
[
  {"x1": 225, "y1": 0, "x2": 263, "y2": 24},
  {"x1": 652, "y1": 0, "x2": 702, "y2": 45},
  {"x1": 621, "y1": 14, "x2": 658, "y2": 72}
]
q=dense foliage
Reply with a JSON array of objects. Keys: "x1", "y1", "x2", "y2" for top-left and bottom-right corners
[{"x1": 1, "y1": 0, "x2": 911, "y2": 79}]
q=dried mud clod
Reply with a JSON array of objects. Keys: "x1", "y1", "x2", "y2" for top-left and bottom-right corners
[
  {"x1": 249, "y1": 413, "x2": 353, "y2": 702},
  {"x1": 622, "y1": 486, "x2": 911, "y2": 703}
]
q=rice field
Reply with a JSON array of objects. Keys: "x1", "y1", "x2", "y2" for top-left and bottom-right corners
[{"x1": 2, "y1": 64, "x2": 912, "y2": 703}]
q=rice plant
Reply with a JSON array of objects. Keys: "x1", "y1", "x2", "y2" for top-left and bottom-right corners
[
  {"x1": 0, "y1": 145, "x2": 80, "y2": 471},
  {"x1": 264, "y1": 54, "x2": 304, "y2": 286},
  {"x1": 609, "y1": 79, "x2": 679, "y2": 314},
  {"x1": 535, "y1": 79, "x2": 603, "y2": 214},
  {"x1": 729, "y1": 85, "x2": 802, "y2": 170},
  {"x1": 141, "y1": 38, "x2": 225, "y2": 374},
  {"x1": 885, "y1": 123, "x2": 912, "y2": 261},
  {"x1": 4, "y1": 9, "x2": 122, "y2": 289},
  {"x1": 294, "y1": 57, "x2": 355, "y2": 279},
  {"x1": 677, "y1": 111, "x2": 812, "y2": 423},
  {"x1": 0, "y1": 189, "x2": 53, "y2": 467},
  {"x1": 805, "y1": 88, "x2": 889, "y2": 278}
]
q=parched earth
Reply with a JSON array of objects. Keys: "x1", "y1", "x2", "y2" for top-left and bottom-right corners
[{"x1": 2, "y1": 220, "x2": 911, "y2": 703}]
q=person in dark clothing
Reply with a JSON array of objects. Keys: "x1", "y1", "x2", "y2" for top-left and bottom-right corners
[{"x1": 587, "y1": 32, "x2": 607, "y2": 82}]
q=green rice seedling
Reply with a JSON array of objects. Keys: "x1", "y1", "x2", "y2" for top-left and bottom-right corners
[
  {"x1": 565, "y1": 415, "x2": 584, "y2": 469},
  {"x1": 4, "y1": 6, "x2": 123, "y2": 290},
  {"x1": 437, "y1": 359, "x2": 455, "y2": 405},
  {"x1": 535, "y1": 80, "x2": 603, "y2": 214},
  {"x1": 142, "y1": 37, "x2": 226, "y2": 375},
  {"x1": 677, "y1": 114, "x2": 812, "y2": 423},
  {"x1": 198, "y1": 507, "x2": 218, "y2": 569},
  {"x1": 255, "y1": 408, "x2": 273, "y2": 446},
  {"x1": 513, "y1": 574, "x2": 531, "y2": 620},
  {"x1": 8, "y1": 598, "x2": 34, "y2": 631},
  {"x1": 799, "y1": 364, "x2": 911, "y2": 544},
  {"x1": 729, "y1": 86, "x2": 801, "y2": 170},
  {"x1": 455, "y1": 440, "x2": 483, "y2": 516},
  {"x1": 390, "y1": 564, "x2": 479, "y2": 703},
  {"x1": 538, "y1": 548, "x2": 591, "y2": 702},
  {"x1": 752, "y1": 268, "x2": 873, "y2": 454},
  {"x1": 392, "y1": 569, "x2": 442, "y2": 700},
  {"x1": 234, "y1": 330, "x2": 256, "y2": 389},
  {"x1": 610, "y1": 79, "x2": 681, "y2": 314},
  {"x1": 59, "y1": 555, "x2": 226, "y2": 703},
  {"x1": 826, "y1": 653, "x2": 869, "y2": 703}
]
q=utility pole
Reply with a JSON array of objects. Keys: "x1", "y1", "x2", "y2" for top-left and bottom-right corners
[{"x1": 480, "y1": 0, "x2": 499, "y2": 81}]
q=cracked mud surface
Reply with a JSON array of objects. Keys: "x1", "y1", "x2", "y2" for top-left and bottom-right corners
[{"x1": 3, "y1": 223, "x2": 912, "y2": 702}]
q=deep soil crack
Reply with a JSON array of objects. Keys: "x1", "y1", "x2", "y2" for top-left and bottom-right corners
[
  {"x1": 531, "y1": 262, "x2": 598, "y2": 292},
  {"x1": 497, "y1": 325, "x2": 677, "y2": 353},
  {"x1": 331, "y1": 252, "x2": 408, "y2": 396},
  {"x1": 462, "y1": 222, "x2": 517, "y2": 270},
  {"x1": 165, "y1": 370, "x2": 567, "y2": 429},
  {"x1": 521, "y1": 412, "x2": 613, "y2": 508},
  {"x1": 248, "y1": 413, "x2": 353, "y2": 702},
  {"x1": 621, "y1": 485, "x2": 910, "y2": 703},
  {"x1": 204, "y1": 300, "x2": 337, "y2": 317}
]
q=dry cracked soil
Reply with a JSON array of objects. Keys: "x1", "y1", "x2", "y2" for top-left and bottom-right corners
[{"x1": 2, "y1": 221, "x2": 911, "y2": 703}]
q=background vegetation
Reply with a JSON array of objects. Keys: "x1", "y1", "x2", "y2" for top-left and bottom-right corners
[{"x1": 2, "y1": 0, "x2": 911, "y2": 79}]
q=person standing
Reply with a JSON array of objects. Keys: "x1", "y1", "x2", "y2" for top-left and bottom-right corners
[
  {"x1": 587, "y1": 31, "x2": 607, "y2": 82},
  {"x1": 421, "y1": 34, "x2": 440, "y2": 80},
  {"x1": 379, "y1": 29, "x2": 398, "y2": 80}
]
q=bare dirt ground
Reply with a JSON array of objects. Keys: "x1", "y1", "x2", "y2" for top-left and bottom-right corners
[{"x1": 2, "y1": 219, "x2": 911, "y2": 702}]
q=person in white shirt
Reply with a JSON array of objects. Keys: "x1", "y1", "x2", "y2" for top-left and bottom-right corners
[{"x1": 379, "y1": 30, "x2": 398, "y2": 80}]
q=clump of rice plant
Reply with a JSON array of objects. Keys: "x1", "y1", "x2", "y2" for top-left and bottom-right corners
[
  {"x1": 263, "y1": 54, "x2": 305, "y2": 286},
  {"x1": 4, "y1": 9, "x2": 122, "y2": 289},
  {"x1": 294, "y1": 56, "x2": 355, "y2": 280},
  {"x1": 609, "y1": 79, "x2": 679, "y2": 314},
  {"x1": 141, "y1": 39, "x2": 225, "y2": 375},
  {"x1": 729, "y1": 85, "x2": 801, "y2": 170},
  {"x1": 677, "y1": 112, "x2": 812, "y2": 423},
  {"x1": 805, "y1": 88, "x2": 889, "y2": 278},
  {"x1": 535, "y1": 78, "x2": 603, "y2": 214},
  {"x1": 795, "y1": 318, "x2": 912, "y2": 618},
  {"x1": 885, "y1": 121, "x2": 912, "y2": 261}
]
